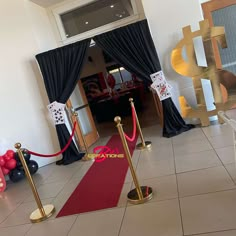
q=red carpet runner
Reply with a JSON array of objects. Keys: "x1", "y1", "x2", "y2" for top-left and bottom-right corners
[{"x1": 57, "y1": 134, "x2": 138, "y2": 217}]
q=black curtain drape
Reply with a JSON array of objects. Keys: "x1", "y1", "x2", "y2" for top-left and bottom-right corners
[
  {"x1": 94, "y1": 19, "x2": 193, "y2": 138},
  {"x1": 36, "y1": 39, "x2": 90, "y2": 165}
]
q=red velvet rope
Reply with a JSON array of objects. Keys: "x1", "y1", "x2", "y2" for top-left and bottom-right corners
[
  {"x1": 124, "y1": 106, "x2": 137, "y2": 142},
  {"x1": 27, "y1": 122, "x2": 77, "y2": 158}
]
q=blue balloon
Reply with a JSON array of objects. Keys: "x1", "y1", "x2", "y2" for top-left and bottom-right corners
[
  {"x1": 28, "y1": 160, "x2": 38, "y2": 175},
  {"x1": 9, "y1": 169, "x2": 25, "y2": 182}
]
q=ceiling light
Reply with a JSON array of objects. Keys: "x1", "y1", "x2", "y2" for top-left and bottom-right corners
[
  {"x1": 85, "y1": 21, "x2": 89, "y2": 24},
  {"x1": 119, "y1": 15, "x2": 123, "y2": 18},
  {"x1": 109, "y1": 69, "x2": 119, "y2": 73},
  {"x1": 110, "y1": 5, "x2": 114, "y2": 8}
]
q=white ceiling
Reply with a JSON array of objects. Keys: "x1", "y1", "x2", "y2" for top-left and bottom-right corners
[{"x1": 30, "y1": 0, "x2": 67, "y2": 8}]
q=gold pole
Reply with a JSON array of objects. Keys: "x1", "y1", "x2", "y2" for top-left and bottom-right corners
[
  {"x1": 114, "y1": 116, "x2": 152, "y2": 204},
  {"x1": 15, "y1": 143, "x2": 55, "y2": 223},
  {"x1": 73, "y1": 112, "x2": 89, "y2": 161},
  {"x1": 129, "y1": 98, "x2": 152, "y2": 150},
  {"x1": 151, "y1": 89, "x2": 164, "y2": 127},
  {"x1": 67, "y1": 107, "x2": 81, "y2": 152}
]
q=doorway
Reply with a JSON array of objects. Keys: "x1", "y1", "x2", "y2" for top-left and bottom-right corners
[
  {"x1": 68, "y1": 79, "x2": 99, "y2": 148},
  {"x1": 69, "y1": 43, "x2": 159, "y2": 147}
]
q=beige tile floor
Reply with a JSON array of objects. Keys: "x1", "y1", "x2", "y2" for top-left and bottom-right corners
[{"x1": 2, "y1": 115, "x2": 236, "y2": 235}]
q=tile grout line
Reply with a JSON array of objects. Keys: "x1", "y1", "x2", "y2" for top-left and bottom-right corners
[
  {"x1": 129, "y1": 150, "x2": 141, "y2": 188},
  {"x1": 0, "y1": 197, "x2": 57, "y2": 228},
  {"x1": 51, "y1": 162, "x2": 96, "y2": 217},
  {"x1": 66, "y1": 215, "x2": 79, "y2": 236},
  {"x1": 117, "y1": 207, "x2": 128, "y2": 236},
  {"x1": 118, "y1": 148, "x2": 142, "y2": 235},
  {"x1": 0, "y1": 222, "x2": 34, "y2": 230},
  {"x1": 176, "y1": 165, "x2": 223, "y2": 175},
  {"x1": 52, "y1": 164, "x2": 85, "y2": 201},
  {"x1": 171, "y1": 137, "x2": 185, "y2": 236},
  {"x1": 0, "y1": 203, "x2": 21, "y2": 227},
  {"x1": 201, "y1": 126, "x2": 236, "y2": 185},
  {"x1": 119, "y1": 150, "x2": 141, "y2": 209},
  {"x1": 0, "y1": 164, "x2": 82, "y2": 227},
  {"x1": 0, "y1": 223, "x2": 33, "y2": 236},
  {"x1": 24, "y1": 223, "x2": 33, "y2": 236},
  {"x1": 202, "y1": 125, "x2": 234, "y2": 149},
  {"x1": 125, "y1": 197, "x2": 179, "y2": 209},
  {"x1": 173, "y1": 146, "x2": 214, "y2": 157},
  {"x1": 179, "y1": 187, "x2": 236, "y2": 200},
  {"x1": 0, "y1": 202, "x2": 24, "y2": 227},
  {"x1": 22, "y1": 162, "x2": 80, "y2": 203},
  {"x1": 184, "y1": 227, "x2": 236, "y2": 236}
]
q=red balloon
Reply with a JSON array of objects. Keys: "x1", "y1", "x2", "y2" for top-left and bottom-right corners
[
  {"x1": 4, "y1": 150, "x2": 15, "y2": 161},
  {"x1": 1, "y1": 167, "x2": 10, "y2": 175},
  {"x1": 0, "y1": 156, "x2": 5, "y2": 167},
  {"x1": 5, "y1": 159, "x2": 17, "y2": 170}
]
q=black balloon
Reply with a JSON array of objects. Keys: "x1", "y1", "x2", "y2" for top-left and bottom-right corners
[
  {"x1": 14, "y1": 149, "x2": 31, "y2": 163},
  {"x1": 9, "y1": 169, "x2": 25, "y2": 182},
  {"x1": 22, "y1": 149, "x2": 31, "y2": 162},
  {"x1": 16, "y1": 164, "x2": 24, "y2": 171},
  {"x1": 28, "y1": 160, "x2": 38, "y2": 175},
  {"x1": 16, "y1": 159, "x2": 22, "y2": 168}
]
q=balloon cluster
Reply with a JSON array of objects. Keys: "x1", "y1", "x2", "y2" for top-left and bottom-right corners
[
  {"x1": 0, "y1": 150, "x2": 17, "y2": 175},
  {"x1": 0, "y1": 149, "x2": 38, "y2": 183}
]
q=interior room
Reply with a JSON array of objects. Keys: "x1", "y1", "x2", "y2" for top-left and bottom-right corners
[
  {"x1": 70, "y1": 43, "x2": 159, "y2": 140},
  {"x1": 1, "y1": 0, "x2": 236, "y2": 236}
]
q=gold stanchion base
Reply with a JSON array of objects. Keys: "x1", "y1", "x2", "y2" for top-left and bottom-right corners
[
  {"x1": 136, "y1": 141, "x2": 152, "y2": 150},
  {"x1": 127, "y1": 186, "x2": 153, "y2": 204},
  {"x1": 30, "y1": 204, "x2": 55, "y2": 223},
  {"x1": 82, "y1": 154, "x2": 90, "y2": 161}
]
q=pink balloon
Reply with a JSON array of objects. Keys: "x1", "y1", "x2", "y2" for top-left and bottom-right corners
[
  {"x1": 0, "y1": 156, "x2": 5, "y2": 167},
  {"x1": 5, "y1": 159, "x2": 16, "y2": 170},
  {"x1": 1, "y1": 167, "x2": 10, "y2": 175}
]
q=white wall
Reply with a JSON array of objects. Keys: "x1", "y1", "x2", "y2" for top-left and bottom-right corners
[
  {"x1": 199, "y1": 0, "x2": 210, "y2": 17},
  {"x1": 141, "y1": 0, "x2": 205, "y2": 110},
  {"x1": 26, "y1": 1, "x2": 58, "y2": 52},
  {"x1": 0, "y1": 0, "x2": 60, "y2": 167},
  {"x1": 80, "y1": 46, "x2": 109, "y2": 79}
]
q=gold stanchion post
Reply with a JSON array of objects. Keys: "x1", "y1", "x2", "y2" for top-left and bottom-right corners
[
  {"x1": 73, "y1": 112, "x2": 89, "y2": 161},
  {"x1": 114, "y1": 116, "x2": 152, "y2": 204},
  {"x1": 129, "y1": 98, "x2": 152, "y2": 150},
  {"x1": 66, "y1": 106, "x2": 81, "y2": 153},
  {"x1": 14, "y1": 143, "x2": 55, "y2": 223}
]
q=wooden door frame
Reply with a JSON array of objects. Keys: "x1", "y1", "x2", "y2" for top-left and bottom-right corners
[
  {"x1": 77, "y1": 80, "x2": 99, "y2": 146},
  {"x1": 201, "y1": 0, "x2": 236, "y2": 69},
  {"x1": 67, "y1": 80, "x2": 99, "y2": 149}
]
